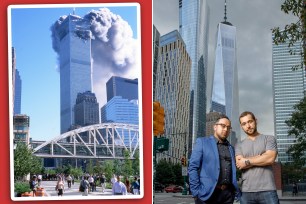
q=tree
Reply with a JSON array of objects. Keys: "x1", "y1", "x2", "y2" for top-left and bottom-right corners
[
  {"x1": 272, "y1": 0, "x2": 306, "y2": 69},
  {"x1": 155, "y1": 159, "x2": 175, "y2": 186},
  {"x1": 14, "y1": 142, "x2": 42, "y2": 181},
  {"x1": 102, "y1": 160, "x2": 114, "y2": 181},
  {"x1": 122, "y1": 150, "x2": 133, "y2": 178},
  {"x1": 286, "y1": 96, "x2": 306, "y2": 166},
  {"x1": 172, "y1": 163, "x2": 184, "y2": 185},
  {"x1": 132, "y1": 150, "x2": 140, "y2": 176}
]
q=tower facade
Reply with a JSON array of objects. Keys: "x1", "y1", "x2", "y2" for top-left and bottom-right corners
[
  {"x1": 54, "y1": 15, "x2": 93, "y2": 133},
  {"x1": 100, "y1": 96, "x2": 139, "y2": 146},
  {"x1": 14, "y1": 69, "x2": 22, "y2": 115},
  {"x1": 74, "y1": 91, "x2": 99, "y2": 127},
  {"x1": 179, "y1": 0, "x2": 210, "y2": 150},
  {"x1": 106, "y1": 76, "x2": 138, "y2": 102},
  {"x1": 211, "y1": 20, "x2": 240, "y2": 142},
  {"x1": 153, "y1": 25, "x2": 161, "y2": 101},
  {"x1": 155, "y1": 30, "x2": 191, "y2": 163},
  {"x1": 272, "y1": 38, "x2": 306, "y2": 163}
]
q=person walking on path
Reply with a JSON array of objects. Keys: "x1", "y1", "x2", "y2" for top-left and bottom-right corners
[
  {"x1": 29, "y1": 175, "x2": 38, "y2": 197},
  {"x1": 100, "y1": 174, "x2": 106, "y2": 193},
  {"x1": 112, "y1": 175, "x2": 127, "y2": 195},
  {"x1": 188, "y1": 114, "x2": 240, "y2": 204},
  {"x1": 131, "y1": 177, "x2": 140, "y2": 195},
  {"x1": 235, "y1": 111, "x2": 279, "y2": 204},
  {"x1": 80, "y1": 177, "x2": 90, "y2": 196},
  {"x1": 292, "y1": 182, "x2": 298, "y2": 196},
  {"x1": 66, "y1": 174, "x2": 72, "y2": 188},
  {"x1": 55, "y1": 177, "x2": 65, "y2": 197}
]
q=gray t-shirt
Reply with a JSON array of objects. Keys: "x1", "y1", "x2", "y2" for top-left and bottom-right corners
[{"x1": 235, "y1": 134, "x2": 277, "y2": 192}]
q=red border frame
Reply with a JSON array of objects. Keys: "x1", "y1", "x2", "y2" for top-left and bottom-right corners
[{"x1": 1, "y1": 0, "x2": 152, "y2": 203}]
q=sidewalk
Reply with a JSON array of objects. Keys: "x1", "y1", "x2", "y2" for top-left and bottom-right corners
[{"x1": 172, "y1": 194, "x2": 306, "y2": 201}]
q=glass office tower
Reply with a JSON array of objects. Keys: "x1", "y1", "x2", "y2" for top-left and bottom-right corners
[
  {"x1": 179, "y1": 0, "x2": 209, "y2": 149},
  {"x1": 53, "y1": 15, "x2": 93, "y2": 133},
  {"x1": 14, "y1": 69, "x2": 22, "y2": 115},
  {"x1": 100, "y1": 96, "x2": 139, "y2": 147},
  {"x1": 272, "y1": 38, "x2": 306, "y2": 163},
  {"x1": 106, "y1": 76, "x2": 138, "y2": 102},
  {"x1": 211, "y1": 21, "x2": 240, "y2": 143}
]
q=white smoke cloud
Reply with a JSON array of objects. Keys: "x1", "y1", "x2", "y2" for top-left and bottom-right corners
[{"x1": 51, "y1": 8, "x2": 139, "y2": 107}]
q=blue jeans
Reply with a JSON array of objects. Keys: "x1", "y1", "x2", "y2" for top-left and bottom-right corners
[{"x1": 240, "y1": 191, "x2": 279, "y2": 204}]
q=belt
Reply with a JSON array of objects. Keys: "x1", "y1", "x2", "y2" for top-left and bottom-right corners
[{"x1": 215, "y1": 184, "x2": 229, "y2": 190}]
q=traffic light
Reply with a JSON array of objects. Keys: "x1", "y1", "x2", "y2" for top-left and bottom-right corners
[
  {"x1": 181, "y1": 157, "x2": 186, "y2": 166},
  {"x1": 153, "y1": 101, "x2": 165, "y2": 136}
]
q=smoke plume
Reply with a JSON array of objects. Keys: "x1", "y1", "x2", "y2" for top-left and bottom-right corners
[{"x1": 51, "y1": 8, "x2": 139, "y2": 106}]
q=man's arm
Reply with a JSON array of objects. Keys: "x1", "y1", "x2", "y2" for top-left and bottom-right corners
[
  {"x1": 236, "y1": 150, "x2": 277, "y2": 170},
  {"x1": 188, "y1": 138, "x2": 203, "y2": 198}
]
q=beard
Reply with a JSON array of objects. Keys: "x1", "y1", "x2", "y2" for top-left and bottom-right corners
[{"x1": 244, "y1": 126, "x2": 257, "y2": 136}]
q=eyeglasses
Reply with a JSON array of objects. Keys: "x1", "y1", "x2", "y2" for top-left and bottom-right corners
[{"x1": 215, "y1": 123, "x2": 232, "y2": 130}]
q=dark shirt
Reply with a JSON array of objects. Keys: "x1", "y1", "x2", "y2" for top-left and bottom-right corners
[{"x1": 215, "y1": 137, "x2": 232, "y2": 186}]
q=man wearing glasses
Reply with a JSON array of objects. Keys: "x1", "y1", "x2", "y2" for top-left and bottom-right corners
[
  {"x1": 188, "y1": 114, "x2": 240, "y2": 204},
  {"x1": 235, "y1": 111, "x2": 279, "y2": 204}
]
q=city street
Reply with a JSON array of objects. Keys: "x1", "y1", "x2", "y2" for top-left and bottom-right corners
[{"x1": 153, "y1": 192, "x2": 306, "y2": 204}]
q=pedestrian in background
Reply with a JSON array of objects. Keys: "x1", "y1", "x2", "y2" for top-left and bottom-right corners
[
  {"x1": 131, "y1": 177, "x2": 140, "y2": 195},
  {"x1": 55, "y1": 177, "x2": 65, "y2": 197},
  {"x1": 235, "y1": 111, "x2": 279, "y2": 204},
  {"x1": 188, "y1": 114, "x2": 240, "y2": 204},
  {"x1": 112, "y1": 175, "x2": 127, "y2": 195}
]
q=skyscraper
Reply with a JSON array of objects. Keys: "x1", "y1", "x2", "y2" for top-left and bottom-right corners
[
  {"x1": 155, "y1": 30, "x2": 191, "y2": 163},
  {"x1": 179, "y1": 0, "x2": 209, "y2": 149},
  {"x1": 106, "y1": 76, "x2": 138, "y2": 102},
  {"x1": 100, "y1": 96, "x2": 139, "y2": 146},
  {"x1": 14, "y1": 69, "x2": 22, "y2": 115},
  {"x1": 52, "y1": 14, "x2": 93, "y2": 133},
  {"x1": 153, "y1": 25, "x2": 161, "y2": 101},
  {"x1": 272, "y1": 38, "x2": 305, "y2": 163},
  {"x1": 74, "y1": 91, "x2": 99, "y2": 127},
  {"x1": 210, "y1": 1, "x2": 240, "y2": 143}
]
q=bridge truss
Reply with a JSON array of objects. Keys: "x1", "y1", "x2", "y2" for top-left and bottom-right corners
[{"x1": 32, "y1": 123, "x2": 139, "y2": 159}]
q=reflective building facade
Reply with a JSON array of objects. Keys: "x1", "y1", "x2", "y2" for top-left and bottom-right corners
[
  {"x1": 179, "y1": 0, "x2": 209, "y2": 150},
  {"x1": 14, "y1": 69, "x2": 22, "y2": 115},
  {"x1": 106, "y1": 76, "x2": 138, "y2": 102},
  {"x1": 155, "y1": 30, "x2": 191, "y2": 163},
  {"x1": 211, "y1": 21, "x2": 240, "y2": 142},
  {"x1": 100, "y1": 96, "x2": 139, "y2": 147},
  {"x1": 272, "y1": 38, "x2": 306, "y2": 163},
  {"x1": 54, "y1": 15, "x2": 93, "y2": 133}
]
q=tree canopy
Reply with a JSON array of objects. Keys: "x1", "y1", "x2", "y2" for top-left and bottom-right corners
[
  {"x1": 272, "y1": 0, "x2": 306, "y2": 69},
  {"x1": 286, "y1": 96, "x2": 306, "y2": 166}
]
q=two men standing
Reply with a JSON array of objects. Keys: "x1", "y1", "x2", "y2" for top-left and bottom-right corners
[{"x1": 188, "y1": 112, "x2": 279, "y2": 204}]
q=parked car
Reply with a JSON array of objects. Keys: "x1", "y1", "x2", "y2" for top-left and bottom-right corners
[
  {"x1": 154, "y1": 182, "x2": 165, "y2": 192},
  {"x1": 165, "y1": 185, "x2": 183, "y2": 193}
]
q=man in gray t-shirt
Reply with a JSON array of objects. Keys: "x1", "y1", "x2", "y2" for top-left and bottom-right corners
[{"x1": 235, "y1": 111, "x2": 279, "y2": 204}]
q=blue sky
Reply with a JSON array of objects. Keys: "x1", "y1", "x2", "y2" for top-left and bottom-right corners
[{"x1": 9, "y1": 4, "x2": 139, "y2": 141}]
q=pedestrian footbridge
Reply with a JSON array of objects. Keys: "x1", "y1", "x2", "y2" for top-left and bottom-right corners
[{"x1": 32, "y1": 123, "x2": 139, "y2": 159}]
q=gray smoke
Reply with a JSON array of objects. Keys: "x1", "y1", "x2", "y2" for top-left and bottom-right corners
[{"x1": 51, "y1": 8, "x2": 139, "y2": 106}]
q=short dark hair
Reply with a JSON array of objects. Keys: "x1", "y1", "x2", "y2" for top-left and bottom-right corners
[
  {"x1": 239, "y1": 111, "x2": 256, "y2": 123},
  {"x1": 216, "y1": 114, "x2": 230, "y2": 123}
]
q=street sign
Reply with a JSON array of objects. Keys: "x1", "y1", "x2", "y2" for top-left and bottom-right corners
[
  {"x1": 155, "y1": 137, "x2": 169, "y2": 152},
  {"x1": 182, "y1": 166, "x2": 188, "y2": 176}
]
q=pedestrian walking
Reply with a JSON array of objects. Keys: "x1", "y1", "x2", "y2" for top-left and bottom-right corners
[
  {"x1": 55, "y1": 177, "x2": 65, "y2": 197},
  {"x1": 79, "y1": 177, "x2": 90, "y2": 196},
  {"x1": 112, "y1": 175, "x2": 127, "y2": 195},
  {"x1": 131, "y1": 177, "x2": 140, "y2": 195}
]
